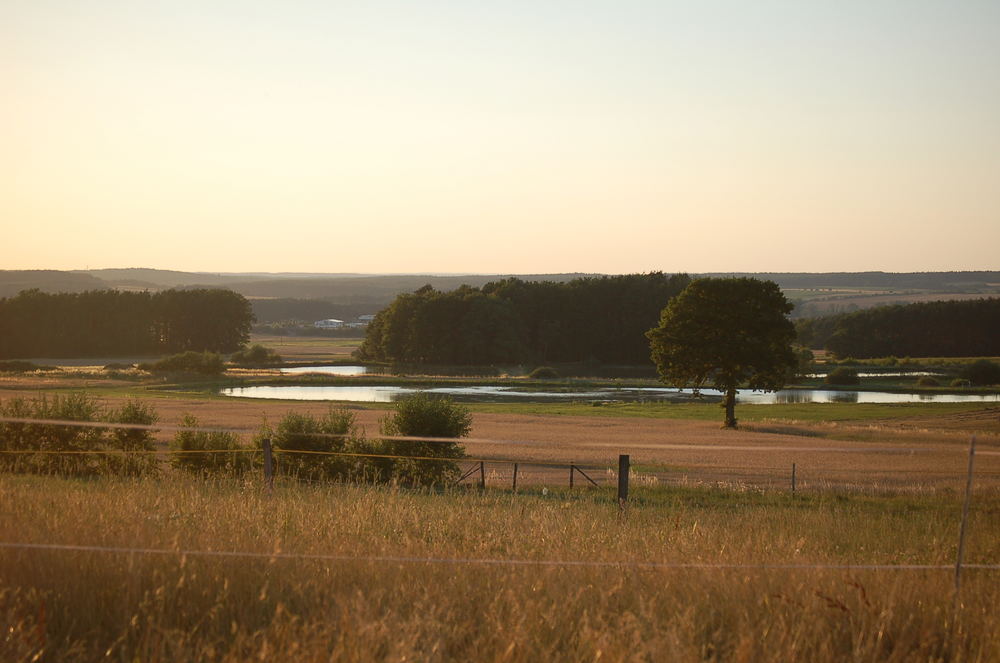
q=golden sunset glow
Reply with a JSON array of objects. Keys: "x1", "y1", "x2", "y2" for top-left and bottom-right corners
[{"x1": 3, "y1": 1, "x2": 998, "y2": 273}]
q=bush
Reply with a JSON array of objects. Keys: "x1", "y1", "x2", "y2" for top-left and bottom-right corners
[
  {"x1": 960, "y1": 359, "x2": 1000, "y2": 386},
  {"x1": 229, "y1": 344, "x2": 283, "y2": 367},
  {"x1": 528, "y1": 366, "x2": 560, "y2": 379},
  {"x1": 951, "y1": 378, "x2": 972, "y2": 388},
  {"x1": 140, "y1": 351, "x2": 225, "y2": 375},
  {"x1": 377, "y1": 394, "x2": 470, "y2": 486},
  {"x1": 0, "y1": 360, "x2": 54, "y2": 373},
  {"x1": 171, "y1": 414, "x2": 250, "y2": 477},
  {"x1": 916, "y1": 376, "x2": 940, "y2": 387},
  {"x1": 0, "y1": 393, "x2": 159, "y2": 476},
  {"x1": 261, "y1": 408, "x2": 363, "y2": 482},
  {"x1": 104, "y1": 398, "x2": 159, "y2": 476},
  {"x1": 103, "y1": 362, "x2": 135, "y2": 371},
  {"x1": 824, "y1": 367, "x2": 860, "y2": 386}
]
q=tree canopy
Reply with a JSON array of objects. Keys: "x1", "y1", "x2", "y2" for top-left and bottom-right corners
[
  {"x1": 357, "y1": 272, "x2": 691, "y2": 366},
  {"x1": 646, "y1": 277, "x2": 796, "y2": 428},
  {"x1": 796, "y1": 297, "x2": 1000, "y2": 358},
  {"x1": 0, "y1": 288, "x2": 253, "y2": 359}
]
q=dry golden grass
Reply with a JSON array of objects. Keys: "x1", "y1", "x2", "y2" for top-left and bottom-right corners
[
  {"x1": 2, "y1": 474, "x2": 1000, "y2": 662},
  {"x1": 2, "y1": 369, "x2": 1000, "y2": 659}
]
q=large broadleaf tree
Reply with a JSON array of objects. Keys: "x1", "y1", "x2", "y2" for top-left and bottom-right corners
[{"x1": 646, "y1": 277, "x2": 797, "y2": 428}]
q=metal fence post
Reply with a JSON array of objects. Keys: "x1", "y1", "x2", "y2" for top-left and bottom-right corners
[
  {"x1": 955, "y1": 436, "x2": 977, "y2": 594},
  {"x1": 262, "y1": 437, "x2": 274, "y2": 494},
  {"x1": 618, "y1": 454, "x2": 630, "y2": 511}
]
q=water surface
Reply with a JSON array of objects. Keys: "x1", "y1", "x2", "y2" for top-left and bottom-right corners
[
  {"x1": 221, "y1": 384, "x2": 999, "y2": 405},
  {"x1": 280, "y1": 365, "x2": 369, "y2": 376}
]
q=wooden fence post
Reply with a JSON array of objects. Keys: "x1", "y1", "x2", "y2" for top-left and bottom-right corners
[
  {"x1": 512, "y1": 463, "x2": 518, "y2": 493},
  {"x1": 618, "y1": 454, "x2": 630, "y2": 511},
  {"x1": 262, "y1": 437, "x2": 274, "y2": 494},
  {"x1": 955, "y1": 435, "x2": 977, "y2": 594},
  {"x1": 570, "y1": 464, "x2": 575, "y2": 489},
  {"x1": 479, "y1": 460, "x2": 486, "y2": 491},
  {"x1": 791, "y1": 463, "x2": 796, "y2": 494}
]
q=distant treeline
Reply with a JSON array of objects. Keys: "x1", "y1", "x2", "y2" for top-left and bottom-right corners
[
  {"x1": 797, "y1": 297, "x2": 1000, "y2": 358},
  {"x1": 0, "y1": 289, "x2": 253, "y2": 359},
  {"x1": 357, "y1": 273, "x2": 691, "y2": 365}
]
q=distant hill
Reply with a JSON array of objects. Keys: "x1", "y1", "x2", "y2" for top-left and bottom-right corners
[
  {"x1": 699, "y1": 272, "x2": 1000, "y2": 318},
  {"x1": 71, "y1": 268, "x2": 265, "y2": 288},
  {"x1": 3, "y1": 269, "x2": 999, "y2": 321},
  {"x1": 706, "y1": 271, "x2": 1000, "y2": 291},
  {"x1": 0, "y1": 270, "x2": 108, "y2": 298},
  {"x1": 221, "y1": 273, "x2": 592, "y2": 301}
]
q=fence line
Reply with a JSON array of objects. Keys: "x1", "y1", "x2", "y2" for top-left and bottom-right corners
[
  {"x1": 2, "y1": 540, "x2": 998, "y2": 572},
  {"x1": 0, "y1": 447, "x2": 610, "y2": 471},
  {"x1": 0, "y1": 416, "x2": 534, "y2": 447}
]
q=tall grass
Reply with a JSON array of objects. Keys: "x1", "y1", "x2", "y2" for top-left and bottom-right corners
[{"x1": 2, "y1": 475, "x2": 999, "y2": 661}]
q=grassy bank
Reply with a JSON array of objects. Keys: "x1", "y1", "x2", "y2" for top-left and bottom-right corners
[{"x1": 2, "y1": 475, "x2": 999, "y2": 661}]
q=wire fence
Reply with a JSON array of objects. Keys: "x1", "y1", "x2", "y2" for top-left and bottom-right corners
[
  {"x1": 0, "y1": 416, "x2": 994, "y2": 590},
  {"x1": 2, "y1": 540, "x2": 999, "y2": 573},
  {"x1": 0, "y1": 415, "x2": 997, "y2": 491}
]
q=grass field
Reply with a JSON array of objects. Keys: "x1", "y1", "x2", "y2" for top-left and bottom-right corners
[
  {"x1": 2, "y1": 475, "x2": 999, "y2": 662},
  {"x1": 3, "y1": 340, "x2": 1000, "y2": 660},
  {"x1": 249, "y1": 334, "x2": 363, "y2": 363}
]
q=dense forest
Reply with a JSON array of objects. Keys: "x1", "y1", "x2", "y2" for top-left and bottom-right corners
[
  {"x1": 797, "y1": 298, "x2": 1000, "y2": 358},
  {"x1": 0, "y1": 289, "x2": 254, "y2": 359},
  {"x1": 356, "y1": 273, "x2": 692, "y2": 365}
]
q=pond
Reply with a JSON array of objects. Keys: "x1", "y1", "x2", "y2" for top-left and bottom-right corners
[
  {"x1": 804, "y1": 371, "x2": 943, "y2": 378},
  {"x1": 280, "y1": 365, "x2": 370, "y2": 376},
  {"x1": 220, "y1": 384, "x2": 1000, "y2": 405}
]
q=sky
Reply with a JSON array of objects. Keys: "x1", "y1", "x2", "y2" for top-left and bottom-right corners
[{"x1": 3, "y1": 0, "x2": 999, "y2": 275}]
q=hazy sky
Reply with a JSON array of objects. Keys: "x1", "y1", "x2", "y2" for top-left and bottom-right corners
[{"x1": 3, "y1": 0, "x2": 998, "y2": 274}]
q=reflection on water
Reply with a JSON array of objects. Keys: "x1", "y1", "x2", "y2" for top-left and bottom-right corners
[
  {"x1": 280, "y1": 365, "x2": 369, "y2": 376},
  {"x1": 772, "y1": 391, "x2": 814, "y2": 404},
  {"x1": 221, "y1": 384, "x2": 1000, "y2": 405},
  {"x1": 805, "y1": 371, "x2": 943, "y2": 378}
]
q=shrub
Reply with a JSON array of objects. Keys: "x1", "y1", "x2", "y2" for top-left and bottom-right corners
[
  {"x1": 960, "y1": 359, "x2": 1000, "y2": 386},
  {"x1": 824, "y1": 367, "x2": 860, "y2": 386},
  {"x1": 104, "y1": 398, "x2": 159, "y2": 476},
  {"x1": 377, "y1": 394, "x2": 470, "y2": 486},
  {"x1": 171, "y1": 414, "x2": 250, "y2": 477},
  {"x1": 0, "y1": 360, "x2": 55, "y2": 373},
  {"x1": 529, "y1": 366, "x2": 560, "y2": 379},
  {"x1": 229, "y1": 344, "x2": 283, "y2": 367},
  {"x1": 262, "y1": 408, "x2": 362, "y2": 481},
  {"x1": 916, "y1": 376, "x2": 940, "y2": 387},
  {"x1": 141, "y1": 351, "x2": 225, "y2": 375},
  {"x1": 951, "y1": 378, "x2": 972, "y2": 388},
  {"x1": 103, "y1": 362, "x2": 135, "y2": 371},
  {"x1": 0, "y1": 393, "x2": 159, "y2": 477}
]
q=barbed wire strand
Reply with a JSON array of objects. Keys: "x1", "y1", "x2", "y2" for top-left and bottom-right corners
[
  {"x1": 0, "y1": 416, "x2": 996, "y2": 475},
  {"x1": 1, "y1": 541, "x2": 997, "y2": 572}
]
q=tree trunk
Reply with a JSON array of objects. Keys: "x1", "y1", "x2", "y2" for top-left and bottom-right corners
[{"x1": 723, "y1": 387, "x2": 737, "y2": 428}]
